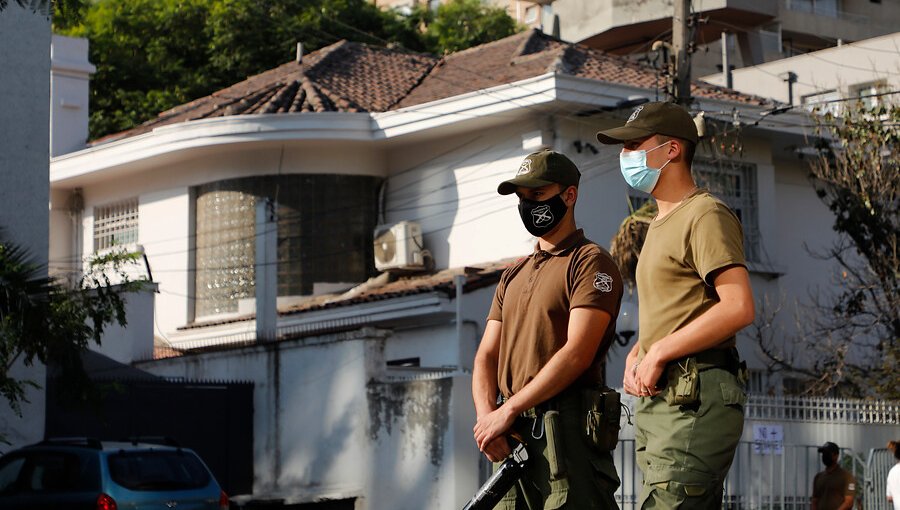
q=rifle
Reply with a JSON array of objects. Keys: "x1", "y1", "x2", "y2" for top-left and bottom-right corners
[{"x1": 461, "y1": 440, "x2": 528, "y2": 510}]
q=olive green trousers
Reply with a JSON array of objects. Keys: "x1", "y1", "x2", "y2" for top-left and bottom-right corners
[
  {"x1": 495, "y1": 393, "x2": 620, "y2": 509},
  {"x1": 634, "y1": 367, "x2": 746, "y2": 509}
]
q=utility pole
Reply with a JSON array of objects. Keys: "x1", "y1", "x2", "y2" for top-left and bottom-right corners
[{"x1": 672, "y1": 0, "x2": 693, "y2": 106}]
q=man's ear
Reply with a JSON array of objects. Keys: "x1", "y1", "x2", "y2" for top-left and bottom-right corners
[
  {"x1": 564, "y1": 185, "x2": 578, "y2": 206},
  {"x1": 667, "y1": 138, "x2": 683, "y2": 161}
]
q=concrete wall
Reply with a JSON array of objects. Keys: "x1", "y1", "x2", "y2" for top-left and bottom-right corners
[
  {"x1": 139, "y1": 326, "x2": 482, "y2": 509},
  {"x1": 90, "y1": 285, "x2": 157, "y2": 364},
  {"x1": 0, "y1": 3, "x2": 50, "y2": 451}
]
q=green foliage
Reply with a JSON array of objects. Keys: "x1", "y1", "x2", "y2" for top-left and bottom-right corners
[
  {"x1": 0, "y1": 231, "x2": 142, "y2": 427},
  {"x1": 417, "y1": 0, "x2": 520, "y2": 54},
  {"x1": 55, "y1": 0, "x2": 518, "y2": 140}
]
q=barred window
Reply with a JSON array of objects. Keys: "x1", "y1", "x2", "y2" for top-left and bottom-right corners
[
  {"x1": 93, "y1": 198, "x2": 139, "y2": 251},
  {"x1": 624, "y1": 160, "x2": 760, "y2": 263},
  {"x1": 694, "y1": 159, "x2": 761, "y2": 263}
]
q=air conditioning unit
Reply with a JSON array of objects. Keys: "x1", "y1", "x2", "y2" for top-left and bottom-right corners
[{"x1": 374, "y1": 221, "x2": 425, "y2": 272}]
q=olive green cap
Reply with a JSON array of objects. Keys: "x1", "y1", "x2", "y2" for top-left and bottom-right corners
[
  {"x1": 497, "y1": 150, "x2": 581, "y2": 195},
  {"x1": 596, "y1": 101, "x2": 699, "y2": 144}
]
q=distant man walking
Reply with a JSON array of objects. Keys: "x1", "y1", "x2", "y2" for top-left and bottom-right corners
[
  {"x1": 472, "y1": 149, "x2": 623, "y2": 508},
  {"x1": 812, "y1": 442, "x2": 856, "y2": 510},
  {"x1": 596, "y1": 101, "x2": 755, "y2": 508}
]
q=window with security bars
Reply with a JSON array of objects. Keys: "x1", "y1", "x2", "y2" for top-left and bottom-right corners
[
  {"x1": 93, "y1": 198, "x2": 139, "y2": 251},
  {"x1": 693, "y1": 159, "x2": 761, "y2": 262},
  {"x1": 624, "y1": 160, "x2": 761, "y2": 263}
]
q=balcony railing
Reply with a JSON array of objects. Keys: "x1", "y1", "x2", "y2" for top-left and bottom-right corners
[{"x1": 784, "y1": 0, "x2": 868, "y2": 24}]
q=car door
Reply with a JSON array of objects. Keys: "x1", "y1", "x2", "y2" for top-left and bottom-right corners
[{"x1": 0, "y1": 450, "x2": 98, "y2": 510}]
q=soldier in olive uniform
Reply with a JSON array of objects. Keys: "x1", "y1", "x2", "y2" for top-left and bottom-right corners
[
  {"x1": 596, "y1": 102, "x2": 755, "y2": 509},
  {"x1": 472, "y1": 150, "x2": 623, "y2": 509}
]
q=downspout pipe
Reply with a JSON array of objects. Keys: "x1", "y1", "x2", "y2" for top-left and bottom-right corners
[{"x1": 455, "y1": 273, "x2": 466, "y2": 368}]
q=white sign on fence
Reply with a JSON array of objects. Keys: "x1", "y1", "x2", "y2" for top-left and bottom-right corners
[{"x1": 752, "y1": 424, "x2": 784, "y2": 455}]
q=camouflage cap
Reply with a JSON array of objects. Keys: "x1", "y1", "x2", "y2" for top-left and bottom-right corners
[
  {"x1": 497, "y1": 150, "x2": 581, "y2": 195},
  {"x1": 596, "y1": 101, "x2": 699, "y2": 144}
]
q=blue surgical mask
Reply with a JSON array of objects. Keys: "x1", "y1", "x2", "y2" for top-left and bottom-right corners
[{"x1": 619, "y1": 141, "x2": 672, "y2": 193}]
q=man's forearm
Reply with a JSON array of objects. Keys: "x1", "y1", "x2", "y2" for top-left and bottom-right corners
[
  {"x1": 472, "y1": 355, "x2": 499, "y2": 417},
  {"x1": 502, "y1": 344, "x2": 592, "y2": 417}
]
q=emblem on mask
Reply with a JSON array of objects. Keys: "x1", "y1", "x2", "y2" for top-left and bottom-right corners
[
  {"x1": 627, "y1": 105, "x2": 644, "y2": 123},
  {"x1": 531, "y1": 204, "x2": 553, "y2": 226},
  {"x1": 593, "y1": 272, "x2": 613, "y2": 292},
  {"x1": 517, "y1": 159, "x2": 533, "y2": 176}
]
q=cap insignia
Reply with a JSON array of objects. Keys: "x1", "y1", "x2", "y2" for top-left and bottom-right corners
[
  {"x1": 627, "y1": 105, "x2": 644, "y2": 123},
  {"x1": 517, "y1": 159, "x2": 533, "y2": 176}
]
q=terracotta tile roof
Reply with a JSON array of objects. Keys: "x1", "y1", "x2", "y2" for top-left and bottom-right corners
[
  {"x1": 176, "y1": 257, "x2": 519, "y2": 331},
  {"x1": 93, "y1": 30, "x2": 772, "y2": 146},
  {"x1": 93, "y1": 40, "x2": 439, "y2": 145},
  {"x1": 396, "y1": 29, "x2": 771, "y2": 108}
]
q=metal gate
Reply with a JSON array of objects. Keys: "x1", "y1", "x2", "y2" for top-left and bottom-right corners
[{"x1": 45, "y1": 376, "x2": 254, "y2": 496}]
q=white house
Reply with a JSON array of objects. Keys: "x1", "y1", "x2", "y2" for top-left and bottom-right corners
[
  {"x1": 48, "y1": 29, "x2": 896, "y2": 507},
  {"x1": 0, "y1": 3, "x2": 51, "y2": 452}
]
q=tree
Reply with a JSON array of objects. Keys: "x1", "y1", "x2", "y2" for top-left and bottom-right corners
[
  {"x1": 414, "y1": 0, "x2": 520, "y2": 55},
  {"x1": 0, "y1": 231, "x2": 139, "y2": 430},
  {"x1": 753, "y1": 102, "x2": 899, "y2": 398}
]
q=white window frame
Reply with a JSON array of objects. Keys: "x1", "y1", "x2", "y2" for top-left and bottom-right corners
[
  {"x1": 624, "y1": 159, "x2": 761, "y2": 263},
  {"x1": 93, "y1": 197, "x2": 139, "y2": 252},
  {"x1": 693, "y1": 159, "x2": 761, "y2": 263}
]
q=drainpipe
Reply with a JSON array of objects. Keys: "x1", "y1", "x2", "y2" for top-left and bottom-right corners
[
  {"x1": 455, "y1": 273, "x2": 466, "y2": 368},
  {"x1": 69, "y1": 188, "x2": 83, "y2": 282},
  {"x1": 256, "y1": 198, "x2": 278, "y2": 342},
  {"x1": 721, "y1": 32, "x2": 732, "y2": 89}
]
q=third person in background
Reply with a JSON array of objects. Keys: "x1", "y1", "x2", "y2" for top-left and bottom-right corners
[{"x1": 812, "y1": 442, "x2": 856, "y2": 510}]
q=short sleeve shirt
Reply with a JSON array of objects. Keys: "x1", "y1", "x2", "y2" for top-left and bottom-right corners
[
  {"x1": 635, "y1": 190, "x2": 746, "y2": 352},
  {"x1": 887, "y1": 463, "x2": 900, "y2": 510},
  {"x1": 813, "y1": 466, "x2": 856, "y2": 510},
  {"x1": 488, "y1": 229, "x2": 623, "y2": 397}
]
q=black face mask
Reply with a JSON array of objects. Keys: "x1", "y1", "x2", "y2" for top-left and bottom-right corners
[
  {"x1": 517, "y1": 192, "x2": 568, "y2": 238},
  {"x1": 822, "y1": 452, "x2": 836, "y2": 467}
]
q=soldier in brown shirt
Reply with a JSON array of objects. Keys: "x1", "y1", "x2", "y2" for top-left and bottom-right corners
[
  {"x1": 812, "y1": 442, "x2": 857, "y2": 510},
  {"x1": 472, "y1": 150, "x2": 623, "y2": 509}
]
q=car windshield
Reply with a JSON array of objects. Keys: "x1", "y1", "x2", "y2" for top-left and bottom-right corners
[{"x1": 107, "y1": 450, "x2": 210, "y2": 491}]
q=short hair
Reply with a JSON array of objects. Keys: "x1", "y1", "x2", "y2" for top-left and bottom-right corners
[{"x1": 656, "y1": 134, "x2": 696, "y2": 165}]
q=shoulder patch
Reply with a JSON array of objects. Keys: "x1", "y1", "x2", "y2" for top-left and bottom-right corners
[{"x1": 593, "y1": 272, "x2": 613, "y2": 292}]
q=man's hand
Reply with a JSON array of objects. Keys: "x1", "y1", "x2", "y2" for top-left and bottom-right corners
[
  {"x1": 481, "y1": 436, "x2": 512, "y2": 463},
  {"x1": 622, "y1": 344, "x2": 641, "y2": 396},
  {"x1": 474, "y1": 405, "x2": 516, "y2": 453},
  {"x1": 635, "y1": 346, "x2": 665, "y2": 397}
]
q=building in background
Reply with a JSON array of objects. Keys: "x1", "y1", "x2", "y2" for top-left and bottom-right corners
[
  {"x1": 701, "y1": 31, "x2": 900, "y2": 110},
  {"x1": 509, "y1": 0, "x2": 900, "y2": 77}
]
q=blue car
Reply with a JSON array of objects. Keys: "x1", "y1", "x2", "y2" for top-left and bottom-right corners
[{"x1": 0, "y1": 438, "x2": 228, "y2": 510}]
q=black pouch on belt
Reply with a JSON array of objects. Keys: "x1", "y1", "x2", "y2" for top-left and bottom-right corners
[{"x1": 583, "y1": 386, "x2": 621, "y2": 451}]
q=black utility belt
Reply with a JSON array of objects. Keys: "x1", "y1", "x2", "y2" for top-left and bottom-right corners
[
  {"x1": 679, "y1": 347, "x2": 742, "y2": 375},
  {"x1": 663, "y1": 348, "x2": 747, "y2": 406},
  {"x1": 501, "y1": 386, "x2": 623, "y2": 452},
  {"x1": 499, "y1": 385, "x2": 588, "y2": 418}
]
